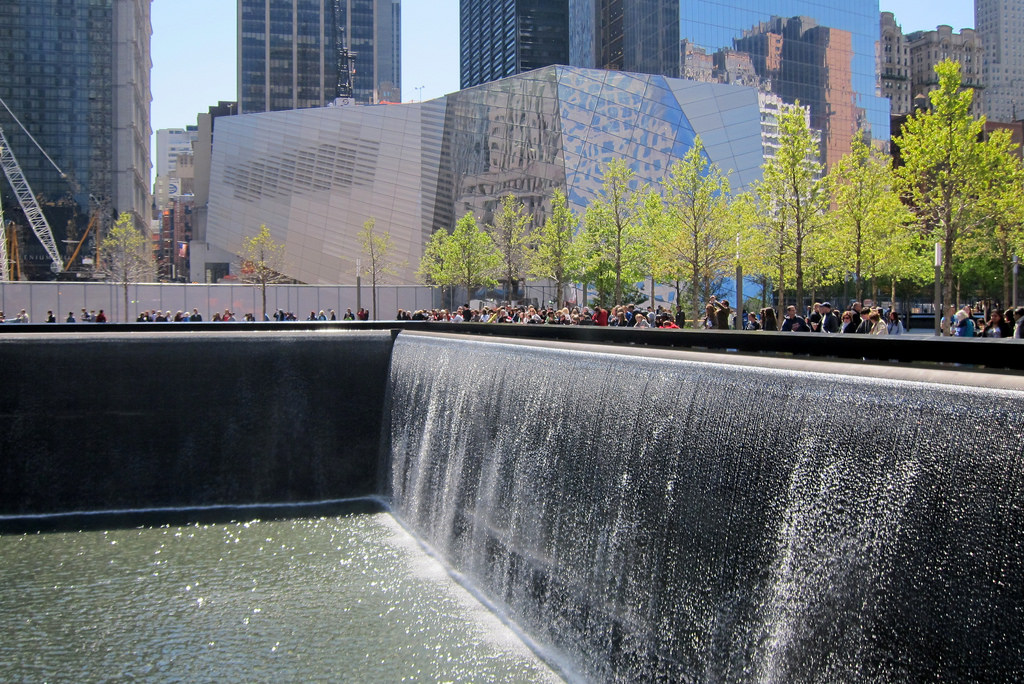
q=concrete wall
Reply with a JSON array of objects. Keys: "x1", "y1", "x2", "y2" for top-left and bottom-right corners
[{"x1": 0, "y1": 330, "x2": 395, "y2": 515}]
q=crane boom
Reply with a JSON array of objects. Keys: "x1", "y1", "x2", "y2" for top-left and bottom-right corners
[{"x1": 0, "y1": 125, "x2": 64, "y2": 272}]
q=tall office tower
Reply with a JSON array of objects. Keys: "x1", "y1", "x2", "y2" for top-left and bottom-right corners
[
  {"x1": 460, "y1": 0, "x2": 570, "y2": 89},
  {"x1": 568, "y1": 0, "x2": 888, "y2": 169},
  {"x1": 239, "y1": 0, "x2": 401, "y2": 113},
  {"x1": 153, "y1": 127, "x2": 199, "y2": 213},
  {"x1": 0, "y1": 0, "x2": 152, "y2": 277},
  {"x1": 977, "y1": 0, "x2": 1024, "y2": 122}
]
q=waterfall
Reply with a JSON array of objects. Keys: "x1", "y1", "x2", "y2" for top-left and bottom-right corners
[{"x1": 386, "y1": 333, "x2": 1024, "y2": 682}]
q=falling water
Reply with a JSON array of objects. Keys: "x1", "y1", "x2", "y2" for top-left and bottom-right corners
[{"x1": 386, "y1": 333, "x2": 1024, "y2": 682}]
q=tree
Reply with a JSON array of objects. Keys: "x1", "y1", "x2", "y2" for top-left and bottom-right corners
[
  {"x1": 893, "y1": 59, "x2": 1015, "y2": 310},
  {"x1": 527, "y1": 189, "x2": 582, "y2": 308},
  {"x1": 754, "y1": 102, "x2": 829, "y2": 311},
  {"x1": 580, "y1": 158, "x2": 650, "y2": 306},
  {"x1": 658, "y1": 137, "x2": 735, "y2": 326},
  {"x1": 828, "y1": 134, "x2": 914, "y2": 302},
  {"x1": 239, "y1": 224, "x2": 287, "y2": 320},
  {"x1": 358, "y1": 218, "x2": 400, "y2": 320},
  {"x1": 417, "y1": 212, "x2": 500, "y2": 305},
  {"x1": 98, "y1": 212, "x2": 155, "y2": 321},
  {"x1": 486, "y1": 193, "x2": 532, "y2": 302}
]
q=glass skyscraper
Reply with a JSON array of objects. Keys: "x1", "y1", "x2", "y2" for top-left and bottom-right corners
[
  {"x1": 0, "y1": 0, "x2": 152, "y2": 278},
  {"x1": 568, "y1": 0, "x2": 889, "y2": 168},
  {"x1": 238, "y1": 0, "x2": 400, "y2": 113},
  {"x1": 460, "y1": 0, "x2": 570, "y2": 89}
]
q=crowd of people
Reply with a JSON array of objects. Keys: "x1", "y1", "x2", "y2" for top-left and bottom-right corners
[
  {"x1": 3, "y1": 300, "x2": 1023, "y2": 338},
  {"x1": 394, "y1": 298, "x2": 1024, "y2": 339}
]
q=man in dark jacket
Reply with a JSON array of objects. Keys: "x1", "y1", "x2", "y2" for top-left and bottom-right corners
[{"x1": 818, "y1": 302, "x2": 840, "y2": 333}]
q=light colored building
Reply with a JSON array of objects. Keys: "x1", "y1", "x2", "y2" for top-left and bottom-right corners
[
  {"x1": 880, "y1": 12, "x2": 912, "y2": 116},
  {"x1": 206, "y1": 66, "x2": 765, "y2": 286},
  {"x1": 978, "y1": 0, "x2": 1024, "y2": 122},
  {"x1": 906, "y1": 25, "x2": 984, "y2": 118},
  {"x1": 153, "y1": 127, "x2": 199, "y2": 212}
]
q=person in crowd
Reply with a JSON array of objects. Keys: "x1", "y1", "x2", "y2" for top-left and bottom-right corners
[
  {"x1": 714, "y1": 299, "x2": 732, "y2": 330},
  {"x1": 780, "y1": 305, "x2": 808, "y2": 332},
  {"x1": 849, "y1": 302, "x2": 863, "y2": 332},
  {"x1": 808, "y1": 302, "x2": 822, "y2": 332},
  {"x1": 329, "y1": 309, "x2": 337, "y2": 320},
  {"x1": 593, "y1": 306, "x2": 609, "y2": 326},
  {"x1": 634, "y1": 311, "x2": 651, "y2": 328},
  {"x1": 14, "y1": 308, "x2": 29, "y2": 323},
  {"x1": 984, "y1": 309, "x2": 1013, "y2": 337},
  {"x1": 818, "y1": 302, "x2": 839, "y2": 333},
  {"x1": 66, "y1": 311, "x2": 76, "y2": 323},
  {"x1": 952, "y1": 309, "x2": 975, "y2": 337},
  {"x1": 1013, "y1": 307, "x2": 1024, "y2": 338},
  {"x1": 840, "y1": 310, "x2": 858, "y2": 334},
  {"x1": 702, "y1": 301, "x2": 717, "y2": 328},
  {"x1": 744, "y1": 312, "x2": 761, "y2": 330},
  {"x1": 886, "y1": 310, "x2": 905, "y2": 336},
  {"x1": 760, "y1": 307, "x2": 778, "y2": 331},
  {"x1": 868, "y1": 310, "x2": 887, "y2": 335},
  {"x1": 95, "y1": 309, "x2": 107, "y2": 323},
  {"x1": 674, "y1": 307, "x2": 687, "y2": 328},
  {"x1": 189, "y1": 308, "x2": 202, "y2": 322},
  {"x1": 45, "y1": 310, "x2": 56, "y2": 323},
  {"x1": 343, "y1": 308, "x2": 355, "y2": 320}
]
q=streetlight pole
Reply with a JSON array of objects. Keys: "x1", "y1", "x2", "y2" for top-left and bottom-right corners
[
  {"x1": 1013, "y1": 254, "x2": 1019, "y2": 310},
  {"x1": 355, "y1": 258, "x2": 362, "y2": 314},
  {"x1": 735, "y1": 235, "x2": 743, "y2": 330},
  {"x1": 934, "y1": 242, "x2": 942, "y2": 336}
]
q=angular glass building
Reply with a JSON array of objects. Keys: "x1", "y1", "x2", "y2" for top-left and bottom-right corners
[
  {"x1": 238, "y1": 0, "x2": 400, "y2": 112},
  {"x1": 567, "y1": 0, "x2": 889, "y2": 168},
  {"x1": 207, "y1": 66, "x2": 763, "y2": 285}
]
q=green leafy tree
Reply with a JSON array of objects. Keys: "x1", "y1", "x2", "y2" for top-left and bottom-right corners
[
  {"x1": 417, "y1": 212, "x2": 500, "y2": 305},
  {"x1": 527, "y1": 189, "x2": 582, "y2": 308},
  {"x1": 580, "y1": 158, "x2": 650, "y2": 306},
  {"x1": 239, "y1": 224, "x2": 287, "y2": 320},
  {"x1": 98, "y1": 212, "x2": 155, "y2": 321},
  {"x1": 893, "y1": 59, "x2": 1018, "y2": 309},
  {"x1": 754, "y1": 102, "x2": 829, "y2": 310},
  {"x1": 358, "y1": 217, "x2": 401, "y2": 320},
  {"x1": 658, "y1": 137, "x2": 735, "y2": 326},
  {"x1": 486, "y1": 194, "x2": 532, "y2": 302},
  {"x1": 828, "y1": 134, "x2": 914, "y2": 302}
]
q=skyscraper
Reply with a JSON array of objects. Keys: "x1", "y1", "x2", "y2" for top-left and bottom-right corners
[
  {"x1": 460, "y1": 0, "x2": 569, "y2": 89},
  {"x1": 0, "y1": 0, "x2": 152, "y2": 277},
  {"x1": 565, "y1": 0, "x2": 888, "y2": 168},
  {"x1": 238, "y1": 0, "x2": 401, "y2": 113},
  {"x1": 977, "y1": 0, "x2": 1024, "y2": 122}
]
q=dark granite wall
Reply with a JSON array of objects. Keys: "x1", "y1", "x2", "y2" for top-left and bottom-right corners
[{"x1": 0, "y1": 331, "x2": 395, "y2": 515}]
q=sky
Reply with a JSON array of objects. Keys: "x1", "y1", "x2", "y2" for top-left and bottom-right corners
[{"x1": 150, "y1": 0, "x2": 975, "y2": 149}]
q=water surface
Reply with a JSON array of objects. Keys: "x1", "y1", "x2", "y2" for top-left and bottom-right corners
[{"x1": 0, "y1": 512, "x2": 561, "y2": 682}]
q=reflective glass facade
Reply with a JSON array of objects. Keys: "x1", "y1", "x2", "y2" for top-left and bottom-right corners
[
  {"x1": 0, "y1": 0, "x2": 152, "y2": 278},
  {"x1": 569, "y1": 0, "x2": 889, "y2": 168},
  {"x1": 208, "y1": 66, "x2": 762, "y2": 285},
  {"x1": 461, "y1": 0, "x2": 570, "y2": 89},
  {"x1": 239, "y1": 0, "x2": 400, "y2": 113}
]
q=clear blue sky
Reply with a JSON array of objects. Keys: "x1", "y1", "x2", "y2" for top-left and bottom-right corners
[{"x1": 150, "y1": 0, "x2": 975, "y2": 142}]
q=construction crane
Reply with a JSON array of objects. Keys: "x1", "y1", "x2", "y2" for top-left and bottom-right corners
[{"x1": 0, "y1": 97, "x2": 66, "y2": 280}]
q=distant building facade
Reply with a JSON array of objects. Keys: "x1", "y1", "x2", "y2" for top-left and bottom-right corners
[
  {"x1": 153, "y1": 127, "x2": 199, "y2": 214},
  {"x1": 0, "y1": 0, "x2": 152, "y2": 278},
  {"x1": 460, "y1": 0, "x2": 569, "y2": 89},
  {"x1": 207, "y1": 66, "x2": 764, "y2": 286},
  {"x1": 977, "y1": 0, "x2": 1024, "y2": 122},
  {"x1": 880, "y1": 12, "x2": 911, "y2": 116},
  {"x1": 906, "y1": 25, "x2": 984, "y2": 118},
  {"x1": 238, "y1": 0, "x2": 400, "y2": 113}
]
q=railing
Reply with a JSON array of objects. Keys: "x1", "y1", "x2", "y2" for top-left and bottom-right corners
[{"x1": 2, "y1": 320, "x2": 1022, "y2": 372}]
